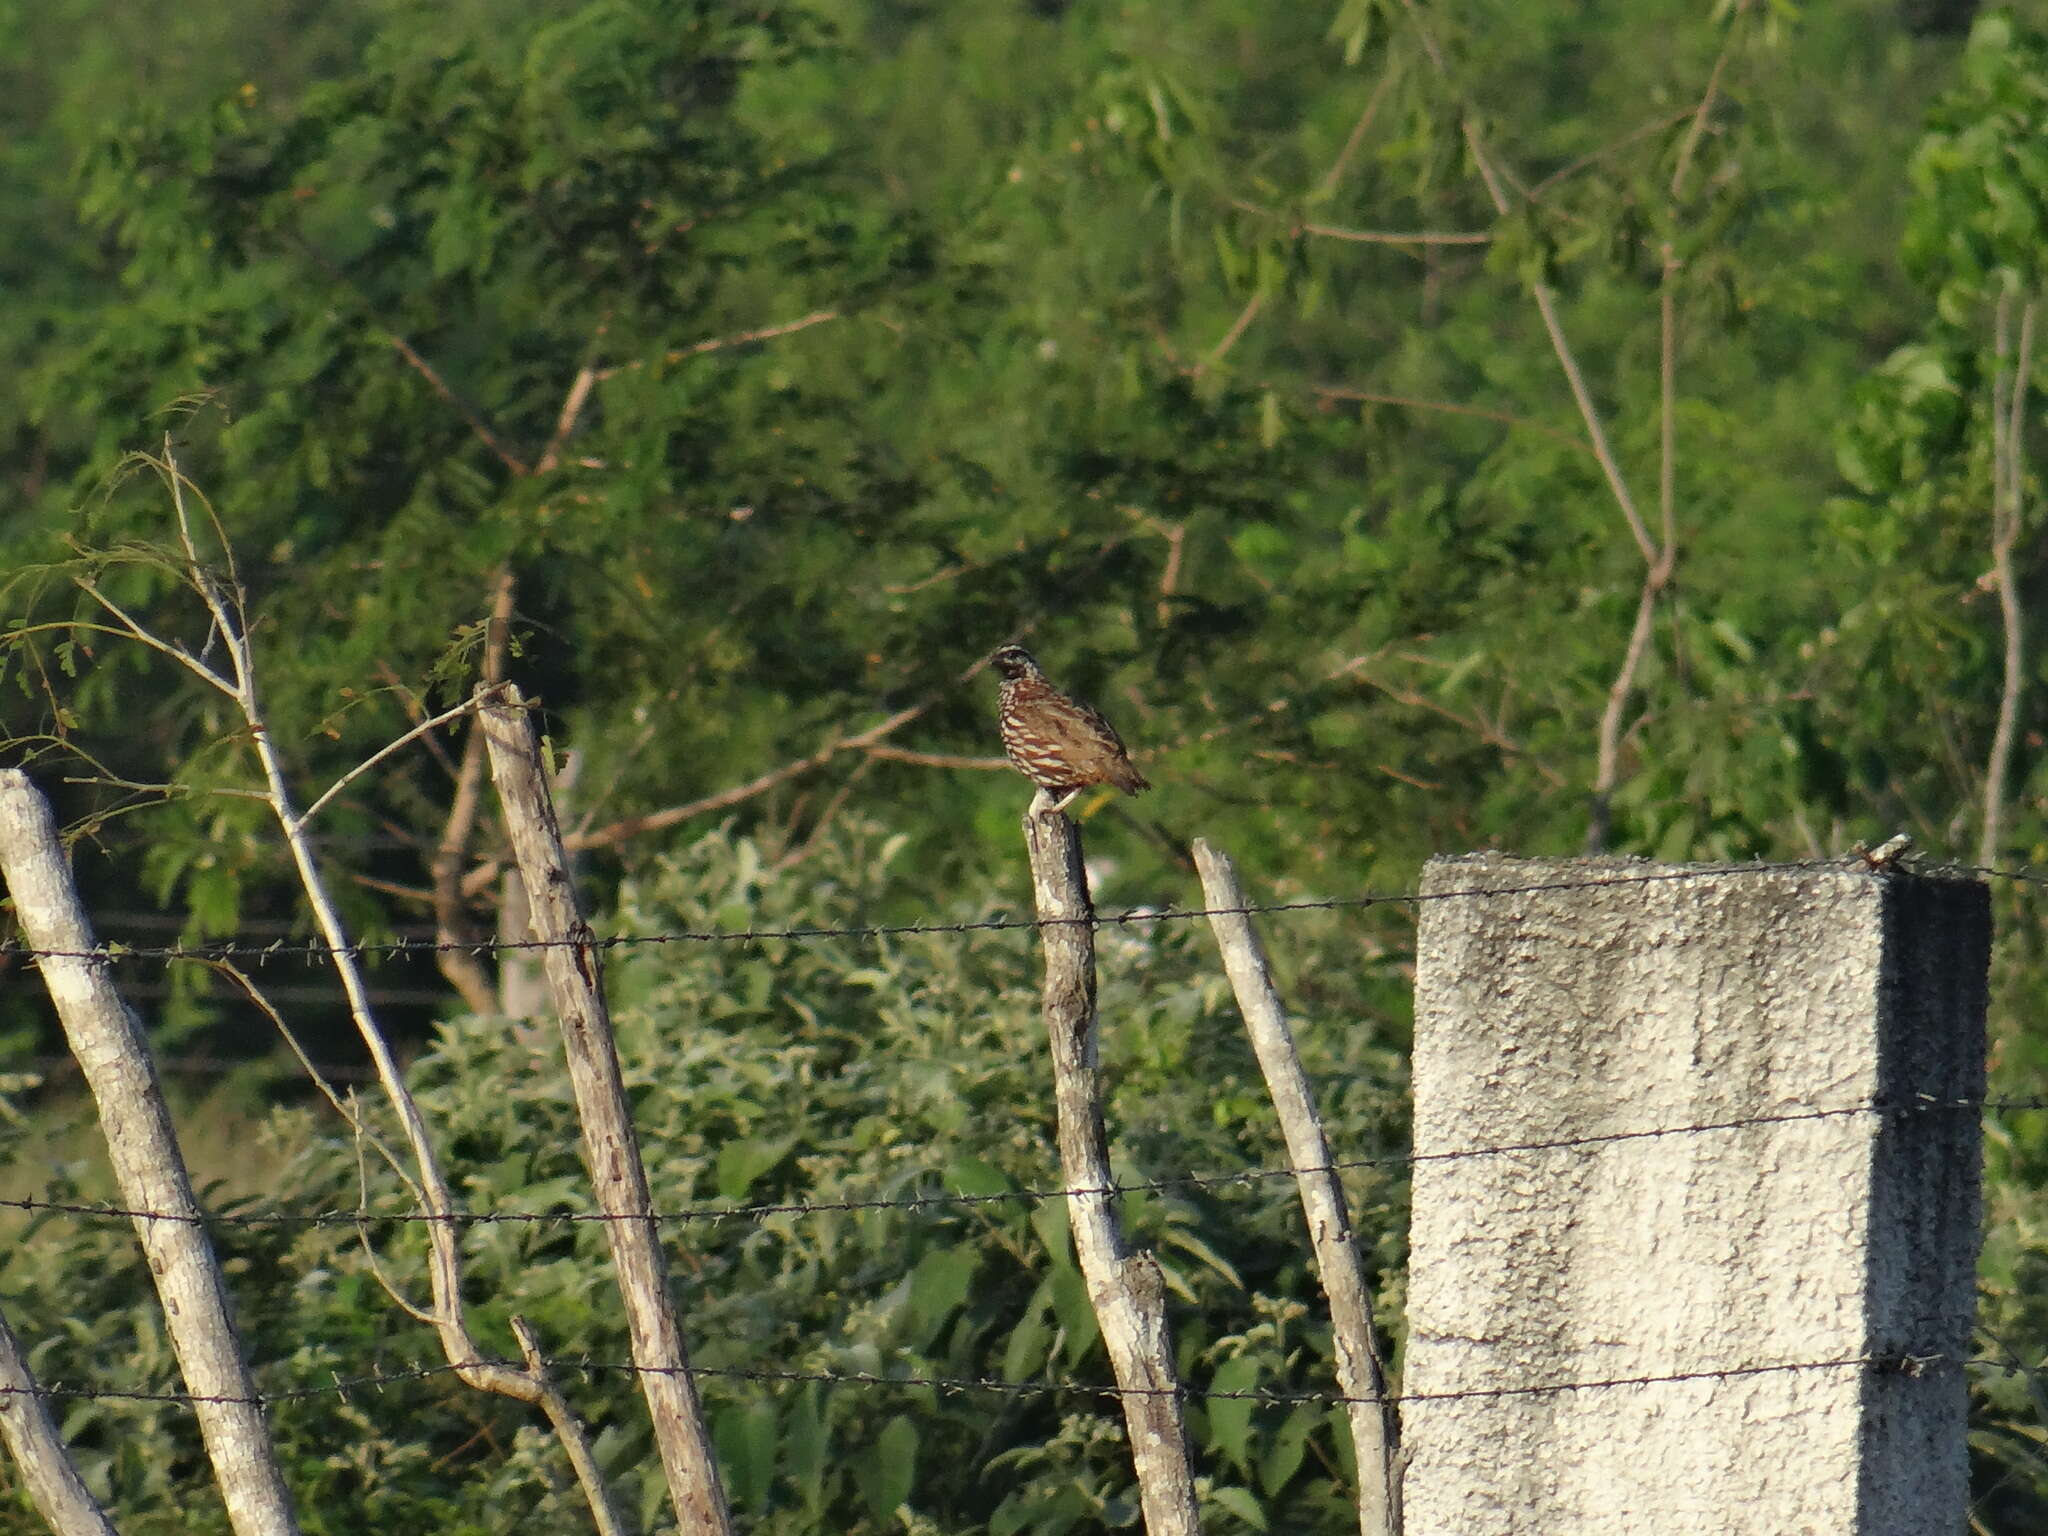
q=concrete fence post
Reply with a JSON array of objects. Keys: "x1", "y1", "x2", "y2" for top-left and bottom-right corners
[{"x1": 1401, "y1": 855, "x2": 1989, "y2": 1536}]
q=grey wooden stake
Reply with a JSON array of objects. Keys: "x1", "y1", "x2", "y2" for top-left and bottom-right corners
[
  {"x1": 1193, "y1": 839, "x2": 1399, "y2": 1536},
  {"x1": 0, "y1": 770, "x2": 300, "y2": 1536},
  {"x1": 478, "y1": 685, "x2": 735, "y2": 1536},
  {"x1": 1022, "y1": 794, "x2": 1201, "y2": 1535},
  {"x1": 0, "y1": 1304, "x2": 119, "y2": 1536},
  {"x1": 1404, "y1": 854, "x2": 1988, "y2": 1535}
]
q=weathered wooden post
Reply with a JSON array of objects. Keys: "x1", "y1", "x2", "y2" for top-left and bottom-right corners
[
  {"x1": 479, "y1": 683, "x2": 736, "y2": 1536},
  {"x1": 1402, "y1": 855, "x2": 1988, "y2": 1535},
  {"x1": 1022, "y1": 795, "x2": 1202, "y2": 1534},
  {"x1": 1194, "y1": 838, "x2": 1399, "y2": 1536},
  {"x1": 0, "y1": 769, "x2": 302, "y2": 1536},
  {"x1": 0, "y1": 1304, "x2": 119, "y2": 1536}
]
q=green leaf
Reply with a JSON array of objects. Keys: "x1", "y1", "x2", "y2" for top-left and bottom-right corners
[
  {"x1": 1261, "y1": 1402, "x2": 1319, "y2": 1495},
  {"x1": 946, "y1": 1155, "x2": 1014, "y2": 1199},
  {"x1": 1205, "y1": 1354, "x2": 1262, "y2": 1471},
  {"x1": 714, "y1": 1134, "x2": 796, "y2": 1202},
  {"x1": 783, "y1": 1385, "x2": 827, "y2": 1512},
  {"x1": 907, "y1": 1245, "x2": 978, "y2": 1348},
  {"x1": 855, "y1": 1415, "x2": 918, "y2": 1520},
  {"x1": 1209, "y1": 1484, "x2": 1271, "y2": 1530},
  {"x1": 712, "y1": 1399, "x2": 777, "y2": 1510}
]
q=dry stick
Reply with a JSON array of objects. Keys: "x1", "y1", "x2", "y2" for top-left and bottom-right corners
[
  {"x1": 431, "y1": 566, "x2": 518, "y2": 1015},
  {"x1": 0, "y1": 771, "x2": 300, "y2": 1536},
  {"x1": 1021, "y1": 794, "x2": 1201, "y2": 1536},
  {"x1": 147, "y1": 456, "x2": 627, "y2": 1534},
  {"x1": 1191, "y1": 841, "x2": 1399, "y2": 1536},
  {"x1": 1982, "y1": 293, "x2": 2034, "y2": 869},
  {"x1": 0, "y1": 1286, "x2": 121, "y2": 1535},
  {"x1": 478, "y1": 683, "x2": 735, "y2": 1536}
]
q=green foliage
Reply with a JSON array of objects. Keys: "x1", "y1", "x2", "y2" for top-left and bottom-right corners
[
  {"x1": 8, "y1": 0, "x2": 2048, "y2": 1527},
  {"x1": 0, "y1": 823, "x2": 1411, "y2": 1531}
]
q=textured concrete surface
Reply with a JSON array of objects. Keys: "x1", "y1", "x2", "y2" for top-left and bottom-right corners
[{"x1": 1402, "y1": 856, "x2": 1988, "y2": 1536}]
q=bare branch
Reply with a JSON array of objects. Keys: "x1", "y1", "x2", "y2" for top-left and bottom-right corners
[
  {"x1": 591, "y1": 309, "x2": 842, "y2": 382},
  {"x1": 294, "y1": 697, "x2": 482, "y2": 831},
  {"x1": 386, "y1": 334, "x2": 530, "y2": 476},
  {"x1": 1339, "y1": 656, "x2": 1565, "y2": 786},
  {"x1": 373, "y1": 662, "x2": 462, "y2": 781},
  {"x1": 772, "y1": 756, "x2": 874, "y2": 873},
  {"x1": 1586, "y1": 579, "x2": 1661, "y2": 851},
  {"x1": 1198, "y1": 290, "x2": 1268, "y2": 376},
  {"x1": 1232, "y1": 200, "x2": 1491, "y2": 246},
  {"x1": 1308, "y1": 383, "x2": 1597, "y2": 457},
  {"x1": 1529, "y1": 108, "x2": 1698, "y2": 199},
  {"x1": 1315, "y1": 68, "x2": 1399, "y2": 199},
  {"x1": 1670, "y1": 0, "x2": 1754, "y2": 203},
  {"x1": 510, "y1": 1317, "x2": 634, "y2": 1536},
  {"x1": 1982, "y1": 293, "x2": 2033, "y2": 868},
  {"x1": 567, "y1": 698, "x2": 932, "y2": 853},
  {"x1": 72, "y1": 581, "x2": 237, "y2": 697},
  {"x1": 861, "y1": 743, "x2": 1010, "y2": 770}
]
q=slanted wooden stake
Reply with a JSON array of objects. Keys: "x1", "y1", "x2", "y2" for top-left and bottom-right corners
[
  {"x1": 0, "y1": 770, "x2": 301, "y2": 1536},
  {"x1": 1022, "y1": 793, "x2": 1201, "y2": 1535},
  {"x1": 478, "y1": 684, "x2": 735, "y2": 1536},
  {"x1": 1194, "y1": 839, "x2": 1400, "y2": 1536},
  {"x1": 0, "y1": 1304, "x2": 118, "y2": 1536}
]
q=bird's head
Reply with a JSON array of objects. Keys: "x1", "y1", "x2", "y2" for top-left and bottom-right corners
[{"x1": 990, "y1": 644, "x2": 1043, "y2": 682}]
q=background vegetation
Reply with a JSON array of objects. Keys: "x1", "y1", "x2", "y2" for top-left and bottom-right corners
[{"x1": 5, "y1": 0, "x2": 2048, "y2": 1528}]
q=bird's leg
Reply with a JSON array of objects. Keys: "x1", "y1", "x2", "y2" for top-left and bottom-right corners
[{"x1": 1045, "y1": 787, "x2": 1085, "y2": 816}]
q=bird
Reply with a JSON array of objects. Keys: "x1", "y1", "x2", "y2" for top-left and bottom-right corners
[{"x1": 990, "y1": 644, "x2": 1150, "y2": 813}]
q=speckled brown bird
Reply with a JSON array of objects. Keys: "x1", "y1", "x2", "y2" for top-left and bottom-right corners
[{"x1": 991, "y1": 645, "x2": 1149, "y2": 812}]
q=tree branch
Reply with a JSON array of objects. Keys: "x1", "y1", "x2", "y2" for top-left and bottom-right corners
[
  {"x1": 1315, "y1": 68, "x2": 1399, "y2": 199},
  {"x1": 294, "y1": 697, "x2": 483, "y2": 831},
  {"x1": 1231, "y1": 200, "x2": 1492, "y2": 246},
  {"x1": 1308, "y1": 383, "x2": 1598, "y2": 457},
  {"x1": 590, "y1": 310, "x2": 842, "y2": 383},
  {"x1": 385, "y1": 334, "x2": 530, "y2": 476},
  {"x1": 566, "y1": 699, "x2": 932, "y2": 853},
  {"x1": 1197, "y1": 290, "x2": 1268, "y2": 377},
  {"x1": 861, "y1": 744, "x2": 1012, "y2": 771},
  {"x1": 1982, "y1": 292, "x2": 2033, "y2": 868}
]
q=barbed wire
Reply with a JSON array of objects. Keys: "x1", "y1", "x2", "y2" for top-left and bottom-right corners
[
  {"x1": 7, "y1": 1094, "x2": 2040, "y2": 1233},
  {"x1": 0, "y1": 856, "x2": 2004, "y2": 965},
  {"x1": 0, "y1": 1346, "x2": 1994, "y2": 1414}
]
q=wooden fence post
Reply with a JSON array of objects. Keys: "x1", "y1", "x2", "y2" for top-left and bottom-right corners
[
  {"x1": 1403, "y1": 855, "x2": 1989, "y2": 1534},
  {"x1": 478, "y1": 684, "x2": 736, "y2": 1536},
  {"x1": 1022, "y1": 795, "x2": 1201, "y2": 1535},
  {"x1": 0, "y1": 1303, "x2": 118, "y2": 1536},
  {"x1": 0, "y1": 770, "x2": 302, "y2": 1536},
  {"x1": 1193, "y1": 839, "x2": 1399, "y2": 1536}
]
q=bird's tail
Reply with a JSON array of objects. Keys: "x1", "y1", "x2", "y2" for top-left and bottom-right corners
[{"x1": 1113, "y1": 762, "x2": 1151, "y2": 795}]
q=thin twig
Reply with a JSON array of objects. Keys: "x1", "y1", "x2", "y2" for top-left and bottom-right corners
[
  {"x1": 294, "y1": 698, "x2": 483, "y2": 831},
  {"x1": 1670, "y1": 0, "x2": 1754, "y2": 203},
  {"x1": 1307, "y1": 384, "x2": 1597, "y2": 457},
  {"x1": 72, "y1": 583, "x2": 237, "y2": 697},
  {"x1": 1199, "y1": 290, "x2": 1268, "y2": 376},
  {"x1": 1982, "y1": 293, "x2": 2033, "y2": 868},
  {"x1": 1316, "y1": 69, "x2": 1399, "y2": 199},
  {"x1": 1231, "y1": 200, "x2": 1492, "y2": 246},
  {"x1": 860, "y1": 744, "x2": 1012, "y2": 771},
  {"x1": 589, "y1": 310, "x2": 842, "y2": 382},
  {"x1": 385, "y1": 334, "x2": 530, "y2": 476}
]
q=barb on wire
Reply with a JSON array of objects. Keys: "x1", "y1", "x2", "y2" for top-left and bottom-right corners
[
  {"x1": 0, "y1": 1347, "x2": 1993, "y2": 1415},
  {"x1": 8, "y1": 1095, "x2": 2041, "y2": 1234},
  {"x1": 0, "y1": 856, "x2": 1999, "y2": 965}
]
